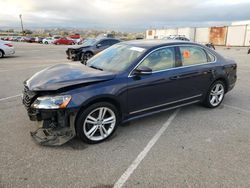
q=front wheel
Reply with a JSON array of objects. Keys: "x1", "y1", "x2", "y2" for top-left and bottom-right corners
[
  {"x1": 0, "y1": 50, "x2": 4, "y2": 58},
  {"x1": 76, "y1": 102, "x2": 119, "y2": 144},
  {"x1": 81, "y1": 52, "x2": 93, "y2": 64},
  {"x1": 203, "y1": 81, "x2": 225, "y2": 108}
]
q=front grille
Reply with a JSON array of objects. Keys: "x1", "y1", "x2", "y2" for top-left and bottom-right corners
[{"x1": 22, "y1": 86, "x2": 37, "y2": 108}]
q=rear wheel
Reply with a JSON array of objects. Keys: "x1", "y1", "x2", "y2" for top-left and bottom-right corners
[
  {"x1": 81, "y1": 52, "x2": 93, "y2": 64},
  {"x1": 44, "y1": 41, "x2": 48, "y2": 44},
  {"x1": 76, "y1": 102, "x2": 119, "y2": 144},
  {"x1": 203, "y1": 81, "x2": 225, "y2": 108}
]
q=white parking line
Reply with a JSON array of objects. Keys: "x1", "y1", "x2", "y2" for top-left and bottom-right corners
[
  {"x1": 223, "y1": 104, "x2": 250, "y2": 113},
  {"x1": 113, "y1": 109, "x2": 180, "y2": 188},
  {"x1": 0, "y1": 65, "x2": 55, "y2": 73},
  {"x1": 0, "y1": 94, "x2": 22, "y2": 102}
]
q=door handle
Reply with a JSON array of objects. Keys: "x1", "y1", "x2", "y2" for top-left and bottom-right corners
[
  {"x1": 169, "y1": 76, "x2": 180, "y2": 80},
  {"x1": 207, "y1": 69, "x2": 215, "y2": 73}
]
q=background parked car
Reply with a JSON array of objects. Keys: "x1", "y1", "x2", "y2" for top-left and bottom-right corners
[
  {"x1": 42, "y1": 36, "x2": 61, "y2": 44},
  {"x1": 35, "y1": 37, "x2": 44, "y2": 43},
  {"x1": 164, "y1": 35, "x2": 215, "y2": 50},
  {"x1": 24, "y1": 37, "x2": 36, "y2": 43},
  {"x1": 19, "y1": 37, "x2": 26, "y2": 42},
  {"x1": 53, "y1": 37, "x2": 75, "y2": 45},
  {"x1": 66, "y1": 38, "x2": 121, "y2": 63},
  {"x1": 42, "y1": 37, "x2": 54, "y2": 44},
  {"x1": 0, "y1": 40, "x2": 15, "y2": 58},
  {"x1": 164, "y1": 35, "x2": 190, "y2": 41}
]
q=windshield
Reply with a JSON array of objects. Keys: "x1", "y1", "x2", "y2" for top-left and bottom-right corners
[
  {"x1": 86, "y1": 44, "x2": 146, "y2": 72},
  {"x1": 82, "y1": 38, "x2": 97, "y2": 46}
]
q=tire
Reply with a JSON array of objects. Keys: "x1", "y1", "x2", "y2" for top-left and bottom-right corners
[
  {"x1": 44, "y1": 41, "x2": 48, "y2": 44},
  {"x1": 81, "y1": 52, "x2": 93, "y2": 64},
  {"x1": 203, "y1": 80, "x2": 225, "y2": 108},
  {"x1": 0, "y1": 50, "x2": 4, "y2": 58},
  {"x1": 76, "y1": 102, "x2": 120, "y2": 144}
]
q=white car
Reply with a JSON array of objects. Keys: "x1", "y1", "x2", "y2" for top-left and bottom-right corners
[
  {"x1": 42, "y1": 37, "x2": 54, "y2": 44},
  {"x1": 42, "y1": 36, "x2": 61, "y2": 44},
  {"x1": 0, "y1": 40, "x2": 15, "y2": 58}
]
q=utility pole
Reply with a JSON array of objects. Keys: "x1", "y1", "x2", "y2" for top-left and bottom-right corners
[{"x1": 19, "y1": 14, "x2": 24, "y2": 36}]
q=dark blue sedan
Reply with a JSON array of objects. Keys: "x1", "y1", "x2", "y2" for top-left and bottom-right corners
[{"x1": 22, "y1": 40, "x2": 237, "y2": 145}]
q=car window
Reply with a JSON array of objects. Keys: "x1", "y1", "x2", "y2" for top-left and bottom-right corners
[
  {"x1": 99, "y1": 40, "x2": 110, "y2": 46},
  {"x1": 138, "y1": 47, "x2": 175, "y2": 72},
  {"x1": 109, "y1": 39, "x2": 120, "y2": 45},
  {"x1": 87, "y1": 44, "x2": 145, "y2": 72},
  {"x1": 207, "y1": 51, "x2": 215, "y2": 62},
  {"x1": 180, "y1": 46, "x2": 208, "y2": 66}
]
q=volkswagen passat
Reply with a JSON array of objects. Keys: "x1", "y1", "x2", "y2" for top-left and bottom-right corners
[{"x1": 22, "y1": 40, "x2": 237, "y2": 146}]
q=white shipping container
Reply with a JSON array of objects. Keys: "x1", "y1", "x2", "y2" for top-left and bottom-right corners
[
  {"x1": 195, "y1": 27, "x2": 209, "y2": 44},
  {"x1": 226, "y1": 26, "x2": 246, "y2": 46},
  {"x1": 244, "y1": 25, "x2": 250, "y2": 46},
  {"x1": 146, "y1": 29, "x2": 156, "y2": 39},
  {"x1": 165, "y1": 29, "x2": 178, "y2": 37},
  {"x1": 177, "y1": 27, "x2": 195, "y2": 41},
  {"x1": 155, "y1": 29, "x2": 167, "y2": 39}
]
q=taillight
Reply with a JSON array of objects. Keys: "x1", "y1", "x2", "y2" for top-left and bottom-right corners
[{"x1": 4, "y1": 43, "x2": 13, "y2": 47}]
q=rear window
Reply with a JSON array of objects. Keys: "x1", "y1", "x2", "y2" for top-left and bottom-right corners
[
  {"x1": 207, "y1": 51, "x2": 216, "y2": 62},
  {"x1": 180, "y1": 46, "x2": 208, "y2": 66}
]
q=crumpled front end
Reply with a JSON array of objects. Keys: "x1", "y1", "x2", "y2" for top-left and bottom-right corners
[
  {"x1": 22, "y1": 86, "x2": 77, "y2": 146},
  {"x1": 29, "y1": 110, "x2": 76, "y2": 146}
]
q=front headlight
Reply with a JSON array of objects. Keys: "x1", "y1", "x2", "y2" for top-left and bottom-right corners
[{"x1": 31, "y1": 95, "x2": 71, "y2": 109}]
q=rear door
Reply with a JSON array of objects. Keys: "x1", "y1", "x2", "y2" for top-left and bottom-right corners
[
  {"x1": 172, "y1": 45, "x2": 216, "y2": 96},
  {"x1": 95, "y1": 39, "x2": 111, "y2": 53}
]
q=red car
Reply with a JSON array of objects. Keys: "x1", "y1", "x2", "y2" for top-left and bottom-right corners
[{"x1": 53, "y1": 37, "x2": 75, "y2": 45}]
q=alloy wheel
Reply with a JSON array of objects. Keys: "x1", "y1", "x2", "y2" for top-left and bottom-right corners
[
  {"x1": 83, "y1": 107, "x2": 116, "y2": 141},
  {"x1": 209, "y1": 83, "x2": 224, "y2": 106}
]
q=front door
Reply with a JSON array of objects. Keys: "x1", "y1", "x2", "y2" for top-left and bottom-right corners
[{"x1": 127, "y1": 46, "x2": 196, "y2": 114}]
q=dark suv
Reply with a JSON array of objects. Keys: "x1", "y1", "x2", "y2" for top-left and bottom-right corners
[{"x1": 66, "y1": 38, "x2": 121, "y2": 64}]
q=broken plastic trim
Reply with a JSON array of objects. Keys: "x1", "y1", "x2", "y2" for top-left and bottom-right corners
[{"x1": 30, "y1": 116, "x2": 76, "y2": 146}]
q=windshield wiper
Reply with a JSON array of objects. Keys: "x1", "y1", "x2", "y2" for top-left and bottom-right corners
[{"x1": 89, "y1": 65, "x2": 103, "y2": 71}]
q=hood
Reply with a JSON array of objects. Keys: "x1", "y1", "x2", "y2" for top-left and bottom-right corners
[{"x1": 25, "y1": 64, "x2": 116, "y2": 91}]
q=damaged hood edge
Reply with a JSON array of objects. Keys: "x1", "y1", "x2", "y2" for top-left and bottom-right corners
[{"x1": 24, "y1": 63, "x2": 116, "y2": 91}]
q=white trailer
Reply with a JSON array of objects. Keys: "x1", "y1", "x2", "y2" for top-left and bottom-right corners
[
  {"x1": 177, "y1": 27, "x2": 195, "y2": 41},
  {"x1": 195, "y1": 27, "x2": 209, "y2": 44},
  {"x1": 226, "y1": 25, "x2": 247, "y2": 46},
  {"x1": 146, "y1": 29, "x2": 156, "y2": 39},
  {"x1": 244, "y1": 25, "x2": 250, "y2": 46}
]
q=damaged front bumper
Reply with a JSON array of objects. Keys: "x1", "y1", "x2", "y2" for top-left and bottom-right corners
[{"x1": 28, "y1": 108, "x2": 77, "y2": 146}]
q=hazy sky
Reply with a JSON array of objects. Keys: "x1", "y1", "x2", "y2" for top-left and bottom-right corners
[{"x1": 1, "y1": 0, "x2": 250, "y2": 31}]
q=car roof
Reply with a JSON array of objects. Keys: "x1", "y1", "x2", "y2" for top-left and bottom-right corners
[
  {"x1": 121, "y1": 39, "x2": 196, "y2": 50},
  {"x1": 97, "y1": 37, "x2": 121, "y2": 41}
]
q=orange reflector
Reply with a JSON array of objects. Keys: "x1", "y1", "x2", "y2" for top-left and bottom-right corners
[{"x1": 59, "y1": 97, "x2": 71, "y2": 108}]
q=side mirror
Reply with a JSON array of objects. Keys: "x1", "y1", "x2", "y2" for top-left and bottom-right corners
[
  {"x1": 96, "y1": 43, "x2": 101, "y2": 48},
  {"x1": 133, "y1": 66, "x2": 152, "y2": 76}
]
